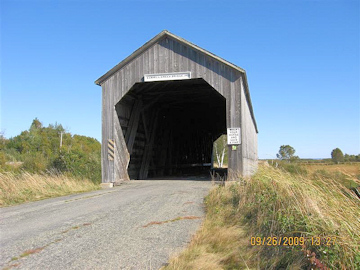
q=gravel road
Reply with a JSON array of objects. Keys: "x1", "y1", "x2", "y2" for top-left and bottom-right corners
[{"x1": 0, "y1": 180, "x2": 212, "y2": 270}]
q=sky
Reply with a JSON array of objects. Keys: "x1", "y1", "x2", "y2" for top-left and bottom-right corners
[{"x1": 1, "y1": 0, "x2": 359, "y2": 159}]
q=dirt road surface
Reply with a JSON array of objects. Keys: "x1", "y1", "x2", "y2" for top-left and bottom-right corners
[{"x1": 0, "y1": 180, "x2": 212, "y2": 270}]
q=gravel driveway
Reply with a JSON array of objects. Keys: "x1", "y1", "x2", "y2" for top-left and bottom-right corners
[{"x1": 0, "y1": 180, "x2": 212, "y2": 270}]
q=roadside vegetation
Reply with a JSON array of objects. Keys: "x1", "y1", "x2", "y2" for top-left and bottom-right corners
[
  {"x1": 162, "y1": 163, "x2": 360, "y2": 269},
  {"x1": 0, "y1": 171, "x2": 99, "y2": 207},
  {"x1": 0, "y1": 118, "x2": 101, "y2": 206}
]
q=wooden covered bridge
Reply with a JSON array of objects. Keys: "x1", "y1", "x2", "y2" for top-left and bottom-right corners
[{"x1": 95, "y1": 30, "x2": 258, "y2": 186}]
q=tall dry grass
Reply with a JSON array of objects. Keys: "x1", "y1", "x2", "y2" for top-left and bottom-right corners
[
  {"x1": 162, "y1": 165, "x2": 360, "y2": 270},
  {"x1": 0, "y1": 171, "x2": 100, "y2": 207},
  {"x1": 302, "y1": 163, "x2": 360, "y2": 177},
  {"x1": 242, "y1": 165, "x2": 360, "y2": 269}
]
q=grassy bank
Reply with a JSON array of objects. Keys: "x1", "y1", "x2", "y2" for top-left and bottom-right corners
[
  {"x1": 0, "y1": 171, "x2": 100, "y2": 207},
  {"x1": 162, "y1": 165, "x2": 360, "y2": 269}
]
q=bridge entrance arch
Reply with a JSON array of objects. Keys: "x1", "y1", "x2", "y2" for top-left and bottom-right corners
[{"x1": 116, "y1": 78, "x2": 226, "y2": 179}]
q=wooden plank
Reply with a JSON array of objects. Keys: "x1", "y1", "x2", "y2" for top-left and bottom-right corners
[
  {"x1": 125, "y1": 99, "x2": 143, "y2": 154},
  {"x1": 227, "y1": 72, "x2": 242, "y2": 179},
  {"x1": 114, "y1": 108, "x2": 130, "y2": 182},
  {"x1": 141, "y1": 112, "x2": 149, "y2": 142},
  {"x1": 101, "y1": 85, "x2": 110, "y2": 182},
  {"x1": 139, "y1": 110, "x2": 159, "y2": 179},
  {"x1": 101, "y1": 77, "x2": 117, "y2": 183}
]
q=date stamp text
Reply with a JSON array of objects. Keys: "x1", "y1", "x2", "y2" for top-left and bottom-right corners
[{"x1": 250, "y1": 236, "x2": 336, "y2": 246}]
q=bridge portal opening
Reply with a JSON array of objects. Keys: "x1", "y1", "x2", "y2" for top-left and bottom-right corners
[{"x1": 115, "y1": 78, "x2": 226, "y2": 180}]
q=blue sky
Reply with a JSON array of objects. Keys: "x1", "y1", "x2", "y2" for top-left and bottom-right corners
[{"x1": 1, "y1": 0, "x2": 359, "y2": 159}]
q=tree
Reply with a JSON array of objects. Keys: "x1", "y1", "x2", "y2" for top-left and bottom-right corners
[
  {"x1": 0, "y1": 132, "x2": 6, "y2": 166},
  {"x1": 0, "y1": 132, "x2": 7, "y2": 151},
  {"x1": 331, "y1": 148, "x2": 344, "y2": 164},
  {"x1": 213, "y1": 135, "x2": 227, "y2": 168},
  {"x1": 2, "y1": 118, "x2": 101, "y2": 182},
  {"x1": 276, "y1": 145, "x2": 297, "y2": 161},
  {"x1": 30, "y1": 118, "x2": 43, "y2": 130}
]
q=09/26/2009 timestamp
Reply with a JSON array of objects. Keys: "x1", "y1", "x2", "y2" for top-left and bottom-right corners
[{"x1": 250, "y1": 236, "x2": 337, "y2": 246}]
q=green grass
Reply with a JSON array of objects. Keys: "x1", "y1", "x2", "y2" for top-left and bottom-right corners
[{"x1": 162, "y1": 165, "x2": 360, "y2": 269}]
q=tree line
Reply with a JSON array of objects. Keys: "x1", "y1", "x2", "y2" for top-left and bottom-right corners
[
  {"x1": 276, "y1": 145, "x2": 359, "y2": 164},
  {"x1": 0, "y1": 118, "x2": 101, "y2": 183}
]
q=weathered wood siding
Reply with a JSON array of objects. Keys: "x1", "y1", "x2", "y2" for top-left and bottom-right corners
[
  {"x1": 100, "y1": 35, "x2": 257, "y2": 182},
  {"x1": 240, "y1": 76, "x2": 258, "y2": 176}
]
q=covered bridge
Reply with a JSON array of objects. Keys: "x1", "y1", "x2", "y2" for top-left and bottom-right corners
[{"x1": 95, "y1": 30, "x2": 258, "y2": 185}]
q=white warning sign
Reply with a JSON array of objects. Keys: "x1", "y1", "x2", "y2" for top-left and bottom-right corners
[{"x1": 227, "y1": 128, "x2": 241, "y2": 145}]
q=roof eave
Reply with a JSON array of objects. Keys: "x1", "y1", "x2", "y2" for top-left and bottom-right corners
[
  {"x1": 241, "y1": 71, "x2": 259, "y2": 133},
  {"x1": 95, "y1": 30, "x2": 169, "y2": 86}
]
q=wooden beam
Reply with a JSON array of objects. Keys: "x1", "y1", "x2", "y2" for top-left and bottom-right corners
[
  {"x1": 141, "y1": 112, "x2": 149, "y2": 142},
  {"x1": 158, "y1": 127, "x2": 170, "y2": 176},
  {"x1": 167, "y1": 130, "x2": 173, "y2": 175},
  {"x1": 141, "y1": 93, "x2": 166, "y2": 112},
  {"x1": 125, "y1": 99, "x2": 142, "y2": 154},
  {"x1": 139, "y1": 110, "x2": 159, "y2": 179}
]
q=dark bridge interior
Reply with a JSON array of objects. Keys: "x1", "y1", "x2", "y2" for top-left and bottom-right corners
[{"x1": 115, "y1": 78, "x2": 226, "y2": 179}]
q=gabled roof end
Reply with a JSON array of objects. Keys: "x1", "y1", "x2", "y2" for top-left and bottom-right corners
[{"x1": 95, "y1": 30, "x2": 245, "y2": 86}]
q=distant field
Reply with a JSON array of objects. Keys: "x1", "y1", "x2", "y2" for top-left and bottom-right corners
[{"x1": 301, "y1": 163, "x2": 360, "y2": 178}]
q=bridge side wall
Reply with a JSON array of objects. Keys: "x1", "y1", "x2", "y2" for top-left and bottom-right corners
[{"x1": 240, "y1": 76, "x2": 258, "y2": 176}]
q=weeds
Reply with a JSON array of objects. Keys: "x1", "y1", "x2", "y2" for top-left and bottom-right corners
[
  {"x1": 19, "y1": 248, "x2": 44, "y2": 258},
  {"x1": 0, "y1": 171, "x2": 100, "y2": 207},
  {"x1": 241, "y1": 166, "x2": 360, "y2": 268},
  {"x1": 142, "y1": 216, "x2": 201, "y2": 228}
]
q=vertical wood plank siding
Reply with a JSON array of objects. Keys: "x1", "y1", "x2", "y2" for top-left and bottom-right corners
[
  {"x1": 100, "y1": 35, "x2": 257, "y2": 182},
  {"x1": 240, "y1": 76, "x2": 258, "y2": 176}
]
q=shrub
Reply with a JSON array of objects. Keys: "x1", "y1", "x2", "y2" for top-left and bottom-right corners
[
  {"x1": 21, "y1": 153, "x2": 48, "y2": 173},
  {"x1": 51, "y1": 150, "x2": 101, "y2": 184},
  {"x1": 0, "y1": 151, "x2": 6, "y2": 167},
  {"x1": 2, "y1": 119, "x2": 102, "y2": 183},
  {"x1": 279, "y1": 162, "x2": 308, "y2": 175},
  {"x1": 238, "y1": 166, "x2": 360, "y2": 269}
]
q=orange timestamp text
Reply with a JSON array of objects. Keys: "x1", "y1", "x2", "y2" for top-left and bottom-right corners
[{"x1": 250, "y1": 236, "x2": 337, "y2": 246}]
